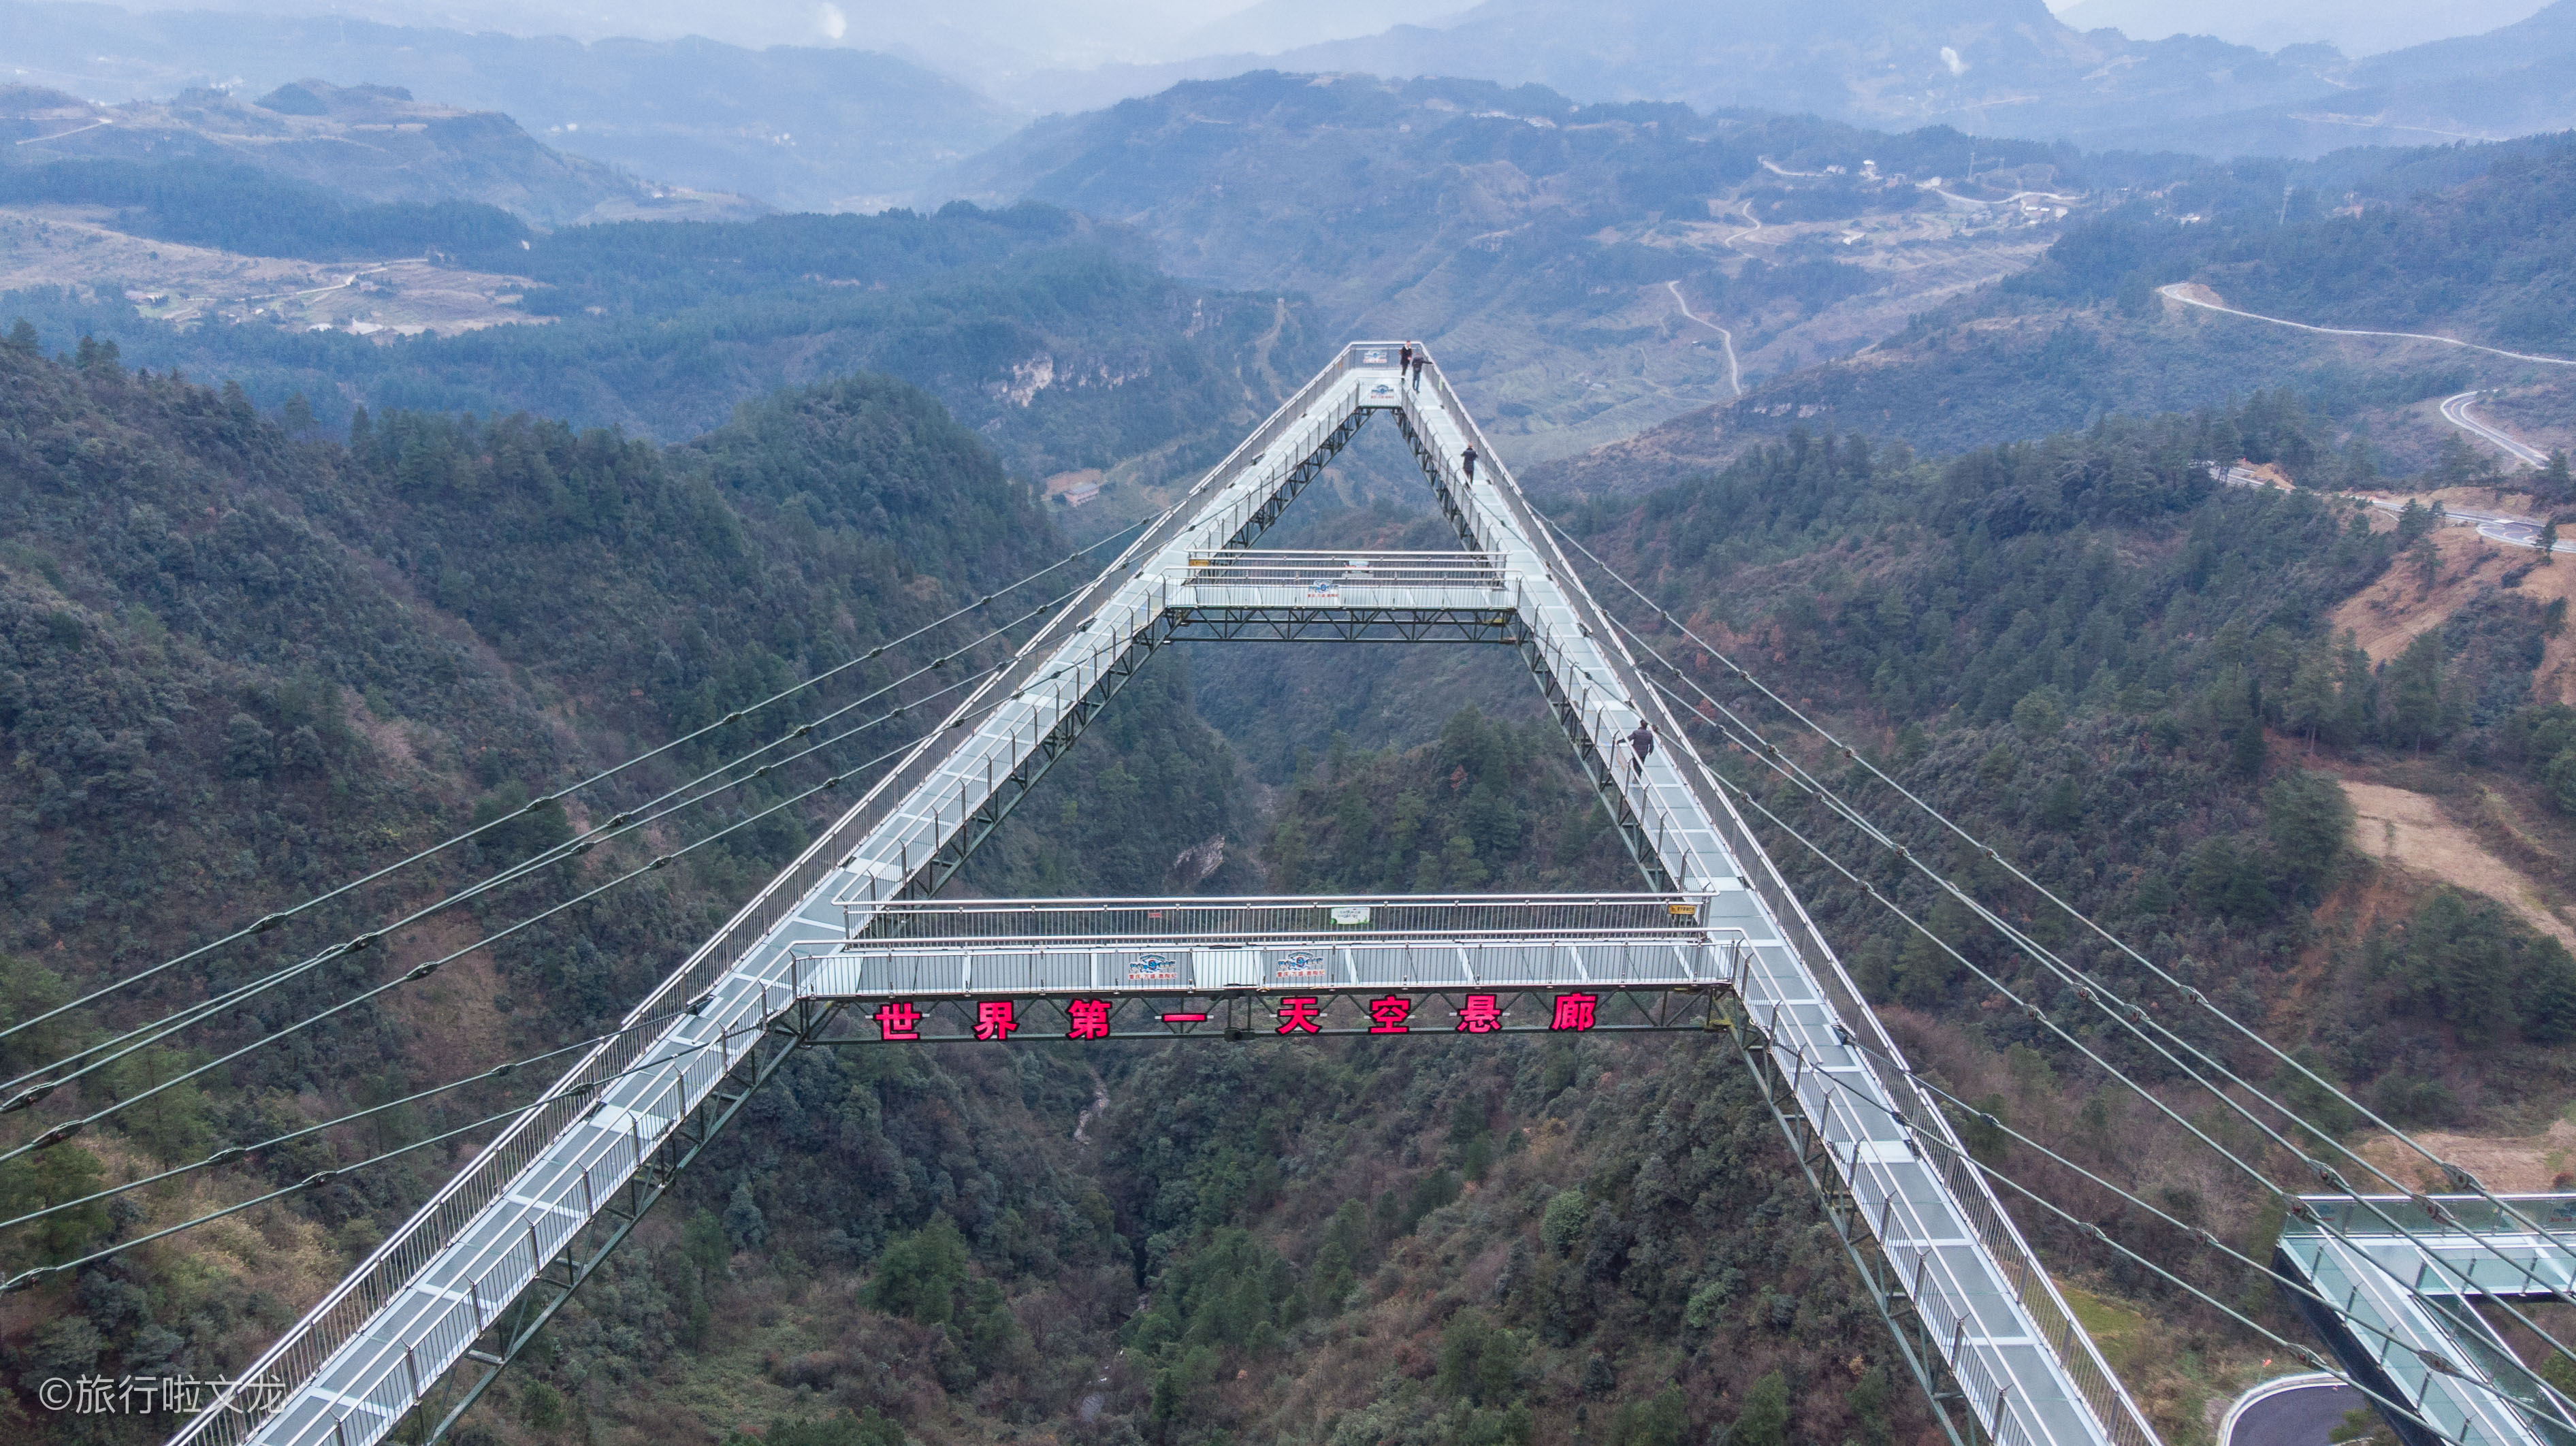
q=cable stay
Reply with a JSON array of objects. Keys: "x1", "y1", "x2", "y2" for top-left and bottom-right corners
[
  {"x1": 1636, "y1": 665, "x2": 2576, "y2": 1361},
  {"x1": 1635, "y1": 671, "x2": 2576, "y2": 1437},
  {"x1": 0, "y1": 994, "x2": 749, "y2": 1238},
  {"x1": 0, "y1": 579, "x2": 1089, "y2": 1138},
  {"x1": 0, "y1": 517, "x2": 1153, "y2": 1058},
  {"x1": 1543, "y1": 517, "x2": 2576, "y2": 1254},
  {"x1": 1547, "y1": 523, "x2": 2576, "y2": 1372}
]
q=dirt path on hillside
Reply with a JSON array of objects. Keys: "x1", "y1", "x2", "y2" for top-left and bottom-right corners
[{"x1": 2339, "y1": 780, "x2": 2576, "y2": 949}]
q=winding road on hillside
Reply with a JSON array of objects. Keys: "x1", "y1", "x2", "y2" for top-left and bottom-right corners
[
  {"x1": 1665, "y1": 278, "x2": 1743, "y2": 399},
  {"x1": 2158, "y1": 283, "x2": 2576, "y2": 368},
  {"x1": 2442, "y1": 390, "x2": 2550, "y2": 467},
  {"x1": 2161, "y1": 283, "x2": 2571, "y2": 468}
]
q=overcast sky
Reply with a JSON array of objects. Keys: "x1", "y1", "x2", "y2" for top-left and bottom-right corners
[{"x1": 88, "y1": 0, "x2": 2562, "y2": 69}]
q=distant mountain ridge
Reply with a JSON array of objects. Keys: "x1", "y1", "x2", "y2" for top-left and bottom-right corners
[
  {"x1": 995, "y1": 0, "x2": 2576, "y2": 160},
  {"x1": 0, "y1": 79, "x2": 732, "y2": 227},
  {"x1": 2055, "y1": 0, "x2": 2551, "y2": 58},
  {"x1": 995, "y1": 0, "x2": 2345, "y2": 143},
  {"x1": 2073, "y1": 1, "x2": 2576, "y2": 155},
  {"x1": 0, "y1": 0, "x2": 1021, "y2": 210}
]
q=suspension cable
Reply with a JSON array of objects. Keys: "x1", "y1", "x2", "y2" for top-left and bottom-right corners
[
  {"x1": 0, "y1": 699, "x2": 980, "y2": 1172},
  {"x1": 0, "y1": 997, "x2": 726, "y2": 1236},
  {"x1": 1, "y1": 1010, "x2": 767, "y2": 1292},
  {"x1": 3, "y1": 524, "x2": 1192, "y2": 1257},
  {"x1": 1671, "y1": 684, "x2": 2576, "y2": 1406},
  {"x1": 1759, "y1": 1025, "x2": 2509, "y2": 1446},
  {"x1": 0, "y1": 516, "x2": 1153, "y2": 1050},
  {"x1": 1541, "y1": 511, "x2": 2573, "y2": 1242},
  {"x1": 3, "y1": 577, "x2": 1078, "y2": 1110}
]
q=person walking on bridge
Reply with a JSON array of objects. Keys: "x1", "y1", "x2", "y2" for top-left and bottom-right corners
[
  {"x1": 1462, "y1": 445, "x2": 1478, "y2": 482},
  {"x1": 1411, "y1": 352, "x2": 1426, "y2": 389},
  {"x1": 1399, "y1": 342, "x2": 1413, "y2": 374},
  {"x1": 1626, "y1": 721, "x2": 1656, "y2": 780}
]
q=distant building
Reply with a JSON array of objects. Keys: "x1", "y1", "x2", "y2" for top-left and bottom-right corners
[{"x1": 1061, "y1": 481, "x2": 1102, "y2": 508}]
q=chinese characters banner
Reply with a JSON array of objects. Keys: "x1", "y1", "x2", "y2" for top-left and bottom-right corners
[{"x1": 851, "y1": 990, "x2": 1672, "y2": 1043}]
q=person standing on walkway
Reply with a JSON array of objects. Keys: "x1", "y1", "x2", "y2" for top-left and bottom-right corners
[
  {"x1": 1411, "y1": 353, "x2": 1425, "y2": 389},
  {"x1": 1626, "y1": 722, "x2": 1655, "y2": 780},
  {"x1": 1399, "y1": 342, "x2": 1413, "y2": 374},
  {"x1": 1461, "y1": 445, "x2": 1477, "y2": 481}
]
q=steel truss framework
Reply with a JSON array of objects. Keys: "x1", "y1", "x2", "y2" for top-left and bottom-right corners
[{"x1": 174, "y1": 345, "x2": 2159, "y2": 1446}]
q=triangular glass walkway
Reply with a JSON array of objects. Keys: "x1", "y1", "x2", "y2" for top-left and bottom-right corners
[{"x1": 173, "y1": 345, "x2": 2159, "y2": 1446}]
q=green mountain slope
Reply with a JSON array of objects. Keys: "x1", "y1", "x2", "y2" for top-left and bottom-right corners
[{"x1": 0, "y1": 334, "x2": 1262, "y2": 1433}]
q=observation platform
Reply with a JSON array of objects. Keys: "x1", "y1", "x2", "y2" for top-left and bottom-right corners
[{"x1": 2276, "y1": 1195, "x2": 2576, "y2": 1446}]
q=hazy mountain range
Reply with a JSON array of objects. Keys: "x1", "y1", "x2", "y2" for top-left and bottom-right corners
[
  {"x1": 2057, "y1": 0, "x2": 2554, "y2": 57},
  {"x1": 0, "y1": 77, "x2": 752, "y2": 225},
  {"x1": 0, "y1": 0, "x2": 1020, "y2": 209},
  {"x1": 994, "y1": 0, "x2": 2576, "y2": 157},
  {"x1": 7, "y1": 0, "x2": 2576, "y2": 216}
]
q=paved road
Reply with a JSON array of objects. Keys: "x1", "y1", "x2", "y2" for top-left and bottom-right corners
[
  {"x1": 2441, "y1": 390, "x2": 2550, "y2": 468},
  {"x1": 2223, "y1": 1376, "x2": 2367, "y2": 1446},
  {"x1": 2159, "y1": 283, "x2": 2576, "y2": 369}
]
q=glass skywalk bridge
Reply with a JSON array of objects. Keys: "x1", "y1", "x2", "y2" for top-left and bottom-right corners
[
  {"x1": 2278, "y1": 1196, "x2": 2576, "y2": 1446},
  {"x1": 172, "y1": 343, "x2": 2158, "y2": 1446}
]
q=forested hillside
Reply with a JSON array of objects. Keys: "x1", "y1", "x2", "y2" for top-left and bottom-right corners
[{"x1": 1555, "y1": 416, "x2": 2576, "y2": 1093}]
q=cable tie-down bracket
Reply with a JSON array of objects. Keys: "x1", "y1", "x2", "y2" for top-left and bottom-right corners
[{"x1": 1, "y1": 1084, "x2": 54, "y2": 1113}]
